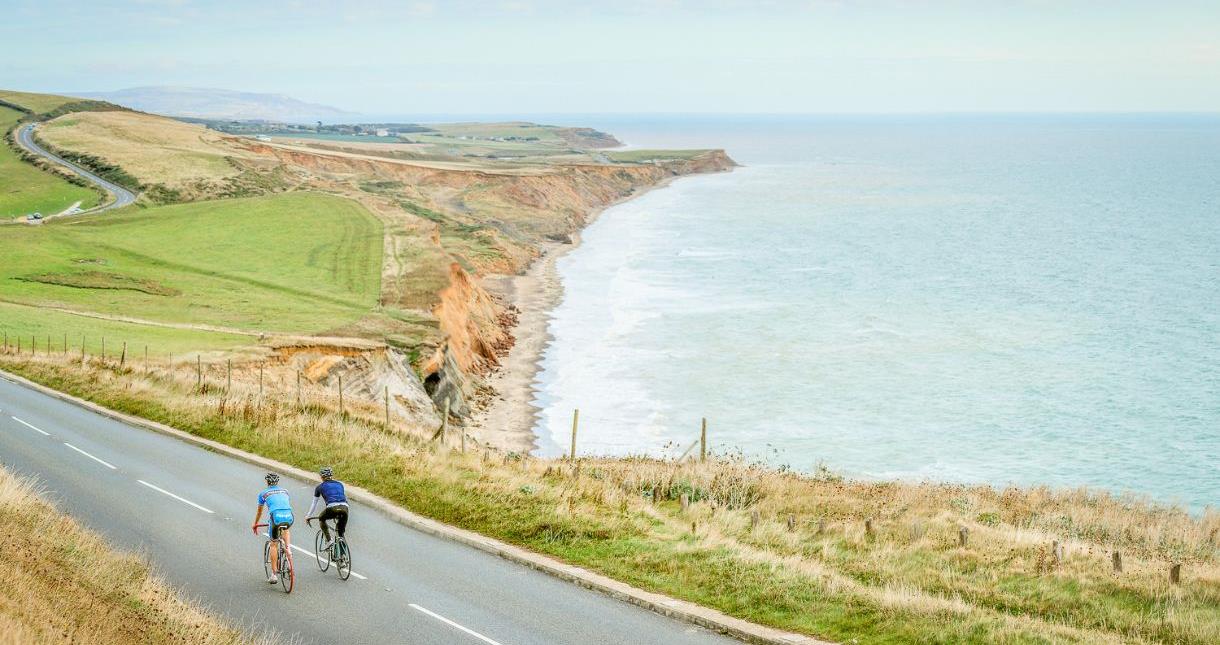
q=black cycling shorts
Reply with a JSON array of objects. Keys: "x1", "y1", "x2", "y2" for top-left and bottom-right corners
[{"x1": 271, "y1": 520, "x2": 292, "y2": 539}]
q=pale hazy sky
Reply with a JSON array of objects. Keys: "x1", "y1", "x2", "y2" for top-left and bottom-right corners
[{"x1": 3, "y1": 0, "x2": 1219, "y2": 114}]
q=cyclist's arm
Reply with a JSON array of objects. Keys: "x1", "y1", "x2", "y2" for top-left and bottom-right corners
[
  {"x1": 307, "y1": 495, "x2": 322, "y2": 518},
  {"x1": 251, "y1": 505, "x2": 264, "y2": 534}
]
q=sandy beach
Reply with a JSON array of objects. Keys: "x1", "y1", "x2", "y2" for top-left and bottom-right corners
[{"x1": 470, "y1": 177, "x2": 692, "y2": 454}]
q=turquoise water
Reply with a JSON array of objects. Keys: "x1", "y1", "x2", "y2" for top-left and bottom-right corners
[{"x1": 531, "y1": 115, "x2": 1220, "y2": 511}]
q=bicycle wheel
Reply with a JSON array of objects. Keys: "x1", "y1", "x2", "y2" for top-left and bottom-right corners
[
  {"x1": 336, "y1": 538, "x2": 351, "y2": 581},
  {"x1": 315, "y1": 529, "x2": 331, "y2": 572},
  {"x1": 279, "y1": 541, "x2": 295, "y2": 593},
  {"x1": 263, "y1": 541, "x2": 273, "y2": 581}
]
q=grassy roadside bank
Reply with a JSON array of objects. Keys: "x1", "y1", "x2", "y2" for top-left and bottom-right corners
[
  {"x1": 0, "y1": 463, "x2": 261, "y2": 644},
  {"x1": 2, "y1": 352, "x2": 1218, "y2": 644}
]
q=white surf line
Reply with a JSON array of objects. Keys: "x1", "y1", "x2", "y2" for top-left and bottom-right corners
[
  {"x1": 11, "y1": 416, "x2": 50, "y2": 436},
  {"x1": 286, "y1": 543, "x2": 367, "y2": 580},
  {"x1": 409, "y1": 604, "x2": 506, "y2": 645},
  {"x1": 137, "y1": 479, "x2": 215, "y2": 514},
  {"x1": 63, "y1": 442, "x2": 117, "y2": 470}
]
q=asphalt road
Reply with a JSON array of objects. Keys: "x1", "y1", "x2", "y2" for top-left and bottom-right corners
[
  {"x1": 16, "y1": 123, "x2": 137, "y2": 212},
  {"x1": 0, "y1": 375, "x2": 737, "y2": 645}
]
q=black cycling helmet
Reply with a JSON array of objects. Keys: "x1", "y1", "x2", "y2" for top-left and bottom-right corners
[
  {"x1": 265, "y1": 473, "x2": 280, "y2": 486},
  {"x1": 319, "y1": 466, "x2": 333, "y2": 479}
]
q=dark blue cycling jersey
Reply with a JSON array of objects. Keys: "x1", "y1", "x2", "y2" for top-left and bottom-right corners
[{"x1": 314, "y1": 480, "x2": 348, "y2": 506}]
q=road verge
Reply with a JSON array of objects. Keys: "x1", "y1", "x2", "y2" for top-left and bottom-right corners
[{"x1": 0, "y1": 366, "x2": 822, "y2": 645}]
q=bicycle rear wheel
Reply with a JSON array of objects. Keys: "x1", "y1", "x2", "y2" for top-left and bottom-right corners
[
  {"x1": 279, "y1": 542, "x2": 295, "y2": 593},
  {"x1": 336, "y1": 538, "x2": 351, "y2": 581},
  {"x1": 263, "y1": 541, "x2": 273, "y2": 581},
  {"x1": 315, "y1": 529, "x2": 331, "y2": 572}
]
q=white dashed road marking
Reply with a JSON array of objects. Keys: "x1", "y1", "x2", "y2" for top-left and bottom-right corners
[
  {"x1": 137, "y1": 479, "x2": 215, "y2": 513},
  {"x1": 410, "y1": 604, "x2": 506, "y2": 645},
  {"x1": 63, "y1": 442, "x2": 117, "y2": 469},
  {"x1": 12, "y1": 416, "x2": 50, "y2": 436}
]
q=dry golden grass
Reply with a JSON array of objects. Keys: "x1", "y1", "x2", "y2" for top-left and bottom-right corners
[
  {"x1": 38, "y1": 111, "x2": 250, "y2": 189},
  {"x1": 0, "y1": 464, "x2": 263, "y2": 644},
  {"x1": 3, "y1": 350, "x2": 1218, "y2": 644}
]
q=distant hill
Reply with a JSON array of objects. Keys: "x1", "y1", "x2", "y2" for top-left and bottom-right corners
[{"x1": 75, "y1": 86, "x2": 352, "y2": 123}]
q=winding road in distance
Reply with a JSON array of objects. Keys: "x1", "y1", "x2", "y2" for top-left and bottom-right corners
[
  {"x1": 0, "y1": 374, "x2": 739, "y2": 645},
  {"x1": 16, "y1": 123, "x2": 137, "y2": 212}
]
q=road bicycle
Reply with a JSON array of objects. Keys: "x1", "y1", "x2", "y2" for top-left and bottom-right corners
[
  {"x1": 309, "y1": 517, "x2": 352, "y2": 581},
  {"x1": 254, "y1": 523, "x2": 295, "y2": 593}
]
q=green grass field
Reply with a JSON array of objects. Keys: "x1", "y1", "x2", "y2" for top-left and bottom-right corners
[
  {"x1": 606, "y1": 149, "x2": 712, "y2": 162},
  {"x1": 0, "y1": 192, "x2": 383, "y2": 342},
  {"x1": 0, "y1": 106, "x2": 100, "y2": 218}
]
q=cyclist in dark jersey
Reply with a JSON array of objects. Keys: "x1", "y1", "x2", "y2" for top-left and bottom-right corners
[{"x1": 306, "y1": 466, "x2": 349, "y2": 550}]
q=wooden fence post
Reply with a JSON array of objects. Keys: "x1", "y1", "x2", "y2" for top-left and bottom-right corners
[
  {"x1": 1052, "y1": 540, "x2": 1064, "y2": 565},
  {"x1": 570, "y1": 408, "x2": 579, "y2": 461},
  {"x1": 144, "y1": 345, "x2": 148, "y2": 371},
  {"x1": 1112, "y1": 551, "x2": 1122, "y2": 573},
  {"x1": 700, "y1": 417, "x2": 707, "y2": 462},
  {"x1": 865, "y1": 518, "x2": 875, "y2": 538},
  {"x1": 296, "y1": 370, "x2": 302, "y2": 407},
  {"x1": 441, "y1": 397, "x2": 450, "y2": 443},
  {"x1": 258, "y1": 363, "x2": 264, "y2": 398},
  {"x1": 47, "y1": 334, "x2": 51, "y2": 356},
  {"x1": 63, "y1": 333, "x2": 67, "y2": 355},
  {"x1": 959, "y1": 526, "x2": 970, "y2": 548},
  {"x1": 17, "y1": 337, "x2": 21, "y2": 354},
  {"x1": 81, "y1": 336, "x2": 86, "y2": 365},
  {"x1": 120, "y1": 341, "x2": 127, "y2": 368},
  {"x1": 750, "y1": 509, "x2": 760, "y2": 530},
  {"x1": 1170, "y1": 564, "x2": 1181, "y2": 584},
  {"x1": 337, "y1": 374, "x2": 344, "y2": 415},
  {"x1": 3, "y1": 330, "x2": 6, "y2": 353},
  {"x1": 787, "y1": 514, "x2": 796, "y2": 532},
  {"x1": 680, "y1": 493, "x2": 690, "y2": 512},
  {"x1": 384, "y1": 386, "x2": 391, "y2": 428},
  {"x1": 101, "y1": 336, "x2": 105, "y2": 362}
]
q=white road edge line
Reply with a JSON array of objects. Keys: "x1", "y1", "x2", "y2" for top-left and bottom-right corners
[
  {"x1": 63, "y1": 442, "x2": 117, "y2": 469},
  {"x1": 137, "y1": 479, "x2": 215, "y2": 514},
  {"x1": 12, "y1": 416, "x2": 50, "y2": 436},
  {"x1": 409, "y1": 604, "x2": 506, "y2": 645},
  {"x1": 286, "y1": 544, "x2": 367, "y2": 580}
]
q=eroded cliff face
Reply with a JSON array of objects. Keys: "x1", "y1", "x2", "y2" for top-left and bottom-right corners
[{"x1": 244, "y1": 142, "x2": 734, "y2": 419}]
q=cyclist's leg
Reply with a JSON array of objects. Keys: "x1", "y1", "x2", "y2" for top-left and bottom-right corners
[
  {"x1": 334, "y1": 507, "x2": 348, "y2": 538},
  {"x1": 268, "y1": 526, "x2": 281, "y2": 573},
  {"x1": 318, "y1": 507, "x2": 335, "y2": 542}
]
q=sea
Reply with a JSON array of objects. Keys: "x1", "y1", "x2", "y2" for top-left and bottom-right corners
[{"x1": 527, "y1": 114, "x2": 1220, "y2": 512}]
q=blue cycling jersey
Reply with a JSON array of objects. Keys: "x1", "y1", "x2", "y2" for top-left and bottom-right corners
[
  {"x1": 258, "y1": 486, "x2": 294, "y2": 524},
  {"x1": 314, "y1": 480, "x2": 348, "y2": 506}
]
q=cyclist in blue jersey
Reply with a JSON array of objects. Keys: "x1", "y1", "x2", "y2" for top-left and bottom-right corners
[
  {"x1": 306, "y1": 466, "x2": 348, "y2": 550},
  {"x1": 252, "y1": 473, "x2": 294, "y2": 584}
]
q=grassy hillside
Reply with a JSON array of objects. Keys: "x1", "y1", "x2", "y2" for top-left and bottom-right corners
[
  {"x1": 0, "y1": 89, "x2": 82, "y2": 115},
  {"x1": 0, "y1": 106, "x2": 100, "y2": 218},
  {"x1": 39, "y1": 111, "x2": 246, "y2": 189},
  {"x1": 0, "y1": 464, "x2": 260, "y2": 644},
  {"x1": 0, "y1": 192, "x2": 383, "y2": 343}
]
